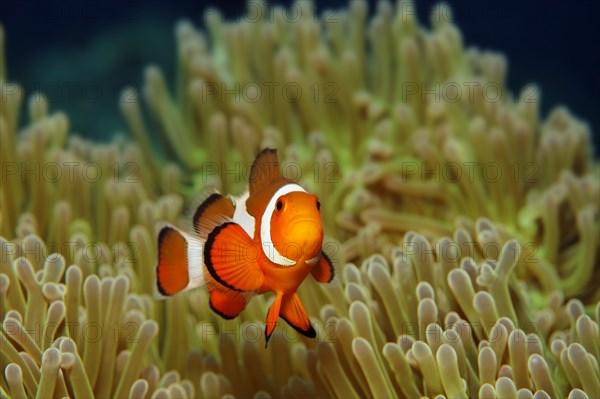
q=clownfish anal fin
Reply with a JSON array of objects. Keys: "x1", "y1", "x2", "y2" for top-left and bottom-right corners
[
  {"x1": 280, "y1": 292, "x2": 316, "y2": 338},
  {"x1": 204, "y1": 222, "x2": 264, "y2": 292},
  {"x1": 265, "y1": 292, "x2": 283, "y2": 347},
  {"x1": 249, "y1": 148, "x2": 281, "y2": 196},
  {"x1": 156, "y1": 226, "x2": 189, "y2": 296},
  {"x1": 193, "y1": 193, "x2": 235, "y2": 239},
  {"x1": 311, "y1": 251, "x2": 334, "y2": 283},
  {"x1": 209, "y1": 289, "x2": 247, "y2": 320}
]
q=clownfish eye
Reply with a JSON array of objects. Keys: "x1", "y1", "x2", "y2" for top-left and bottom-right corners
[
  {"x1": 276, "y1": 200, "x2": 283, "y2": 211},
  {"x1": 316, "y1": 200, "x2": 321, "y2": 211}
]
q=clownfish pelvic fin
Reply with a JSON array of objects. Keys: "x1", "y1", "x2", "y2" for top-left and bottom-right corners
[
  {"x1": 265, "y1": 292, "x2": 283, "y2": 347},
  {"x1": 264, "y1": 291, "x2": 316, "y2": 347}
]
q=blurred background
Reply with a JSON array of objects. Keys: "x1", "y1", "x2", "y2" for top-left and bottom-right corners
[{"x1": 2, "y1": 0, "x2": 598, "y2": 153}]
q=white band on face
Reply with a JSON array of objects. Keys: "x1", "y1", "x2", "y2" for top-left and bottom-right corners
[{"x1": 260, "y1": 183, "x2": 306, "y2": 266}]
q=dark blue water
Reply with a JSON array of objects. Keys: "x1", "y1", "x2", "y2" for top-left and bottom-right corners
[{"x1": 2, "y1": 0, "x2": 598, "y2": 154}]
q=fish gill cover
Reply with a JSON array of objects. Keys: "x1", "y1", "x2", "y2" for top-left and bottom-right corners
[{"x1": 0, "y1": 1, "x2": 599, "y2": 398}]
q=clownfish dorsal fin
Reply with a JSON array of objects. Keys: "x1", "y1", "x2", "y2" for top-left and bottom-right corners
[
  {"x1": 193, "y1": 192, "x2": 235, "y2": 240},
  {"x1": 249, "y1": 148, "x2": 281, "y2": 197}
]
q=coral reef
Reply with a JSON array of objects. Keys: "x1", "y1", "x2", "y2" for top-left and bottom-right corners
[{"x1": 1, "y1": 1, "x2": 599, "y2": 398}]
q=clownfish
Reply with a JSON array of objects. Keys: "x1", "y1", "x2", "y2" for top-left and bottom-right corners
[{"x1": 155, "y1": 148, "x2": 334, "y2": 346}]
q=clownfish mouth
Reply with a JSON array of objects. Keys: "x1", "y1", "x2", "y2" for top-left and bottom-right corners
[
  {"x1": 288, "y1": 216, "x2": 320, "y2": 225},
  {"x1": 271, "y1": 239, "x2": 322, "y2": 264},
  {"x1": 288, "y1": 218, "x2": 322, "y2": 237}
]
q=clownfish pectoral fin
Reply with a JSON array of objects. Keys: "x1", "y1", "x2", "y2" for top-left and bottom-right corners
[
  {"x1": 209, "y1": 288, "x2": 247, "y2": 320},
  {"x1": 155, "y1": 225, "x2": 204, "y2": 299},
  {"x1": 311, "y1": 251, "x2": 334, "y2": 283},
  {"x1": 265, "y1": 292, "x2": 283, "y2": 347},
  {"x1": 204, "y1": 222, "x2": 264, "y2": 292},
  {"x1": 280, "y1": 292, "x2": 316, "y2": 338},
  {"x1": 193, "y1": 193, "x2": 235, "y2": 240},
  {"x1": 249, "y1": 148, "x2": 281, "y2": 196}
]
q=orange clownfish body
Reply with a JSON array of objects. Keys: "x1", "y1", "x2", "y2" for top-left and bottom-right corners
[{"x1": 155, "y1": 149, "x2": 334, "y2": 345}]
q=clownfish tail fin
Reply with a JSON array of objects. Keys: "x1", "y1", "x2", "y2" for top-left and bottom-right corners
[
  {"x1": 154, "y1": 224, "x2": 205, "y2": 299},
  {"x1": 280, "y1": 292, "x2": 316, "y2": 339}
]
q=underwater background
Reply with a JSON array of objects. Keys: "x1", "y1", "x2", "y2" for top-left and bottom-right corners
[
  {"x1": 1, "y1": 0, "x2": 599, "y2": 398},
  {"x1": 3, "y1": 0, "x2": 600, "y2": 150}
]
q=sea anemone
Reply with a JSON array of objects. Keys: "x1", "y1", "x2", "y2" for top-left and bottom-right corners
[{"x1": 1, "y1": 0, "x2": 599, "y2": 398}]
